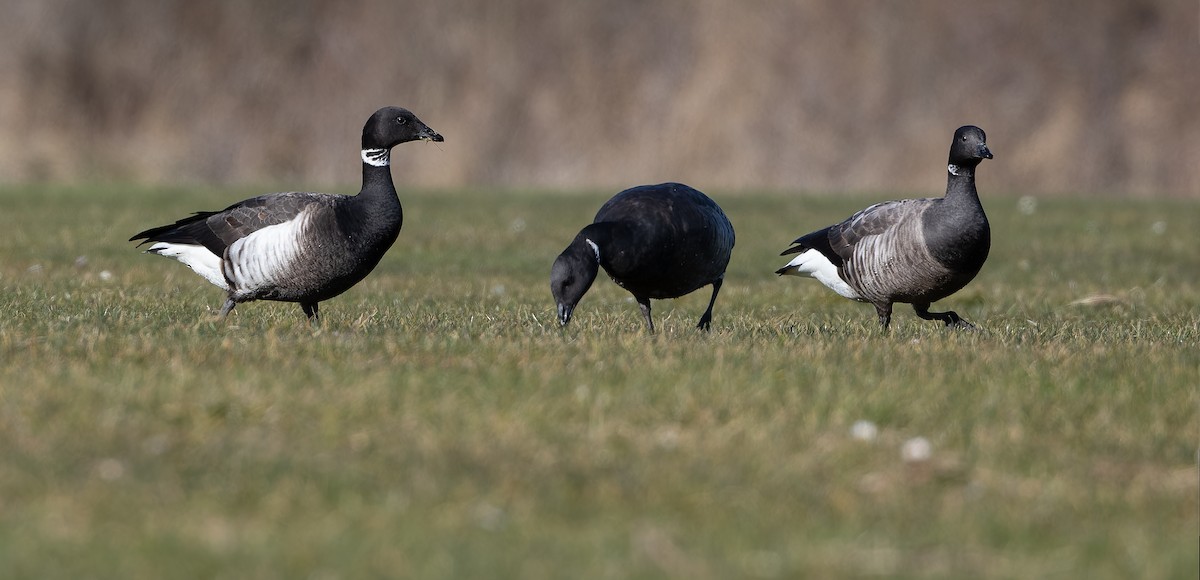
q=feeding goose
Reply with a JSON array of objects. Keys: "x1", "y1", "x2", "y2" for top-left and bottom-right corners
[
  {"x1": 130, "y1": 106, "x2": 443, "y2": 322},
  {"x1": 776, "y1": 125, "x2": 993, "y2": 330},
  {"x1": 551, "y1": 182, "x2": 735, "y2": 332}
]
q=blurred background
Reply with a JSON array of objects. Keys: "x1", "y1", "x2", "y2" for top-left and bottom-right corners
[{"x1": 0, "y1": 0, "x2": 1196, "y2": 197}]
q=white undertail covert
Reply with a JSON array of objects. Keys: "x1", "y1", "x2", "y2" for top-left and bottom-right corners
[
  {"x1": 147, "y1": 243, "x2": 228, "y2": 290},
  {"x1": 779, "y1": 249, "x2": 862, "y2": 300}
]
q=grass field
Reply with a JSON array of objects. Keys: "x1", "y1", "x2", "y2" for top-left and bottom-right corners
[{"x1": 0, "y1": 184, "x2": 1196, "y2": 579}]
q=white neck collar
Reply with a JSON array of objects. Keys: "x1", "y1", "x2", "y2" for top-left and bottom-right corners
[
  {"x1": 585, "y1": 239, "x2": 600, "y2": 261},
  {"x1": 362, "y1": 148, "x2": 390, "y2": 167}
]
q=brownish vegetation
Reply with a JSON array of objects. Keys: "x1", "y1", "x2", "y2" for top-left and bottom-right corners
[{"x1": 1, "y1": 0, "x2": 1196, "y2": 196}]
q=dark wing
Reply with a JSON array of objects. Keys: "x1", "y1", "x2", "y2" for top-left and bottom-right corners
[
  {"x1": 779, "y1": 199, "x2": 931, "y2": 267},
  {"x1": 130, "y1": 192, "x2": 340, "y2": 256}
]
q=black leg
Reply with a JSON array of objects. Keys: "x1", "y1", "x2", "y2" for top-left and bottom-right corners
[
  {"x1": 696, "y1": 276, "x2": 724, "y2": 331},
  {"x1": 219, "y1": 299, "x2": 236, "y2": 319},
  {"x1": 913, "y1": 303, "x2": 975, "y2": 329},
  {"x1": 301, "y1": 302, "x2": 320, "y2": 322},
  {"x1": 874, "y1": 302, "x2": 893, "y2": 331},
  {"x1": 635, "y1": 295, "x2": 655, "y2": 333}
]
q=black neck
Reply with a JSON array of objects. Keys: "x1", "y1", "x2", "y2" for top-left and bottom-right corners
[
  {"x1": 945, "y1": 163, "x2": 981, "y2": 204},
  {"x1": 360, "y1": 162, "x2": 396, "y2": 198},
  {"x1": 579, "y1": 222, "x2": 614, "y2": 245},
  {"x1": 924, "y1": 162, "x2": 990, "y2": 268},
  {"x1": 565, "y1": 224, "x2": 602, "y2": 268},
  {"x1": 577, "y1": 222, "x2": 630, "y2": 261},
  {"x1": 334, "y1": 160, "x2": 402, "y2": 250}
]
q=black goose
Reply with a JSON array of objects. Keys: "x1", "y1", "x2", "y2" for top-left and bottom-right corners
[
  {"x1": 551, "y1": 182, "x2": 736, "y2": 332},
  {"x1": 776, "y1": 125, "x2": 993, "y2": 330},
  {"x1": 130, "y1": 106, "x2": 443, "y2": 321}
]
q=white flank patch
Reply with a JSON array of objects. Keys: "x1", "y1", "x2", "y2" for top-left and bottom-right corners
[
  {"x1": 585, "y1": 238, "x2": 600, "y2": 261},
  {"x1": 224, "y1": 210, "x2": 311, "y2": 292},
  {"x1": 147, "y1": 242, "x2": 229, "y2": 290},
  {"x1": 779, "y1": 249, "x2": 860, "y2": 299},
  {"x1": 361, "y1": 148, "x2": 390, "y2": 167}
]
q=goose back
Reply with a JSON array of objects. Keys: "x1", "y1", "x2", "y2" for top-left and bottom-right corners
[{"x1": 594, "y1": 183, "x2": 735, "y2": 299}]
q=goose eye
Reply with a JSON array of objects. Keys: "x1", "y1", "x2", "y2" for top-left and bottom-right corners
[{"x1": 396, "y1": 117, "x2": 407, "y2": 125}]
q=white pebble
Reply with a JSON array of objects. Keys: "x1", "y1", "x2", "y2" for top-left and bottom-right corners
[
  {"x1": 850, "y1": 420, "x2": 878, "y2": 441},
  {"x1": 1017, "y1": 196, "x2": 1038, "y2": 215},
  {"x1": 901, "y1": 437, "x2": 932, "y2": 463},
  {"x1": 99, "y1": 270, "x2": 114, "y2": 282}
]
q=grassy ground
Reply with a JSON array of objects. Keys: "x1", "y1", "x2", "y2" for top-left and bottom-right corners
[{"x1": 0, "y1": 184, "x2": 1196, "y2": 579}]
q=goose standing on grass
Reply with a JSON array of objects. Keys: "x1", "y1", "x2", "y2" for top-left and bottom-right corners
[
  {"x1": 776, "y1": 125, "x2": 993, "y2": 330},
  {"x1": 551, "y1": 182, "x2": 735, "y2": 332},
  {"x1": 130, "y1": 106, "x2": 443, "y2": 322}
]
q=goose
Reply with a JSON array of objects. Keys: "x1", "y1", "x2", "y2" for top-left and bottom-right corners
[
  {"x1": 130, "y1": 106, "x2": 443, "y2": 322},
  {"x1": 776, "y1": 125, "x2": 993, "y2": 330},
  {"x1": 551, "y1": 182, "x2": 736, "y2": 332}
]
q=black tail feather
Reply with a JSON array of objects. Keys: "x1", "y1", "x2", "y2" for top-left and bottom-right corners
[
  {"x1": 779, "y1": 244, "x2": 807, "y2": 256},
  {"x1": 130, "y1": 211, "x2": 227, "y2": 255}
]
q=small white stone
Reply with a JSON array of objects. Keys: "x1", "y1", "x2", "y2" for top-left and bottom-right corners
[
  {"x1": 99, "y1": 270, "x2": 114, "y2": 282},
  {"x1": 850, "y1": 420, "x2": 878, "y2": 441},
  {"x1": 901, "y1": 437, "x2": 932, "y2": 463},
  {"x1": 1017, "y1": 196, "x2": 1038, "y2": 215}
]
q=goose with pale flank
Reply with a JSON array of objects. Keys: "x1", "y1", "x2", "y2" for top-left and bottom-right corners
[
  {"x1": 551, "y1": 182, "x2": 735, "y2": 332},
  {"x1": 130, "y1": 106, "x2": 443, "y2": 322},
  {"x1": 776, "y1": 125, "x2": 993, "y2": 330}
]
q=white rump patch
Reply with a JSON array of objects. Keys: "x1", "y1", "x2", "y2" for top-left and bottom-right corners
[
  {"x1": 779, "y1": 249, "x2": 861, "y2": 300},
  {"x1": 361, "y1": 148, "x2": 390, "y2": 167},
  {"x1": 147, "y1": 242, "x2": 229, "y2": 290},
  {"x1": 224, "y1": 209, "x2": 312, "y2": 292},
  {"x1": 585, "y1": 238, "x2": 600, "y2": 261}
]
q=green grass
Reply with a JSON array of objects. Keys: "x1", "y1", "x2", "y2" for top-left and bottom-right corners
[{"x1": 0, "y1": 184, "x2": 1196, "y2": 579}]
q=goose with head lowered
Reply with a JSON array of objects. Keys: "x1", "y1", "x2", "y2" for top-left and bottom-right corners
[
  {"x1": 776, "y1": 125, "x2": 993, "y2": 330},
  {"x1": 551, "y1": 182, "x2": 735, "y2": 332},
  {"x1": 130, "y1": 106, "x2": 443, "y2": 322}
]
